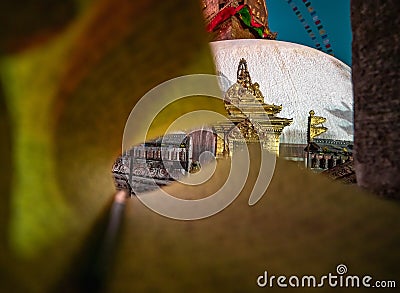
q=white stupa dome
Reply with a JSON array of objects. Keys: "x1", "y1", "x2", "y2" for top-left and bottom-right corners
[{"x1": 210, "y1": 39, "x2": 353, "y2": 146}]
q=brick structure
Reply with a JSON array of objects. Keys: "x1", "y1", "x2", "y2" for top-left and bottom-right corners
[
  {"x1": 202, "y1": 0, "x2": 276, "y2": 41},
  {"x1": 352, "y1": 0, "x2": 400, "y2": 198}
]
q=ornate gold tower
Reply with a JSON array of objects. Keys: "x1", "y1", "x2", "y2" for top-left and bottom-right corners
[
  {"x1": 213, "y1": 58, "x2": 292, "y2": 156},
  {"x1": 202, "y1": 0, "x2": 277, "y2": 41}
]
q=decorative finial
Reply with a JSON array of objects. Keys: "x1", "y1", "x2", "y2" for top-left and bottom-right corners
[
  {"x1": 237, "y1": 58, "x2": 252, "y2": 89},
  {"x1": 236, "y1": 58, "x2": 266, "y2": 103}
]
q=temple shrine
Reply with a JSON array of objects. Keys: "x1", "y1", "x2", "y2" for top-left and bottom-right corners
[
  {"x1": 213, "y1": 58, "x2": 292, "y2": 156},
  {"x1": 112, "y1": 58, "x2": 293, "y2": 194},
  {"x1": 112, "y1": 0, "x2": 356, "y2": 193}
]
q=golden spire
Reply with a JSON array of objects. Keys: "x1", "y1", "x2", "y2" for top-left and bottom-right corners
[
  {"x1": 233, "y1": 58, "x2": 283, "y2": 114},
  {"x1": 237, "y1": 58, "x2": 252, "y2": 89}
]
